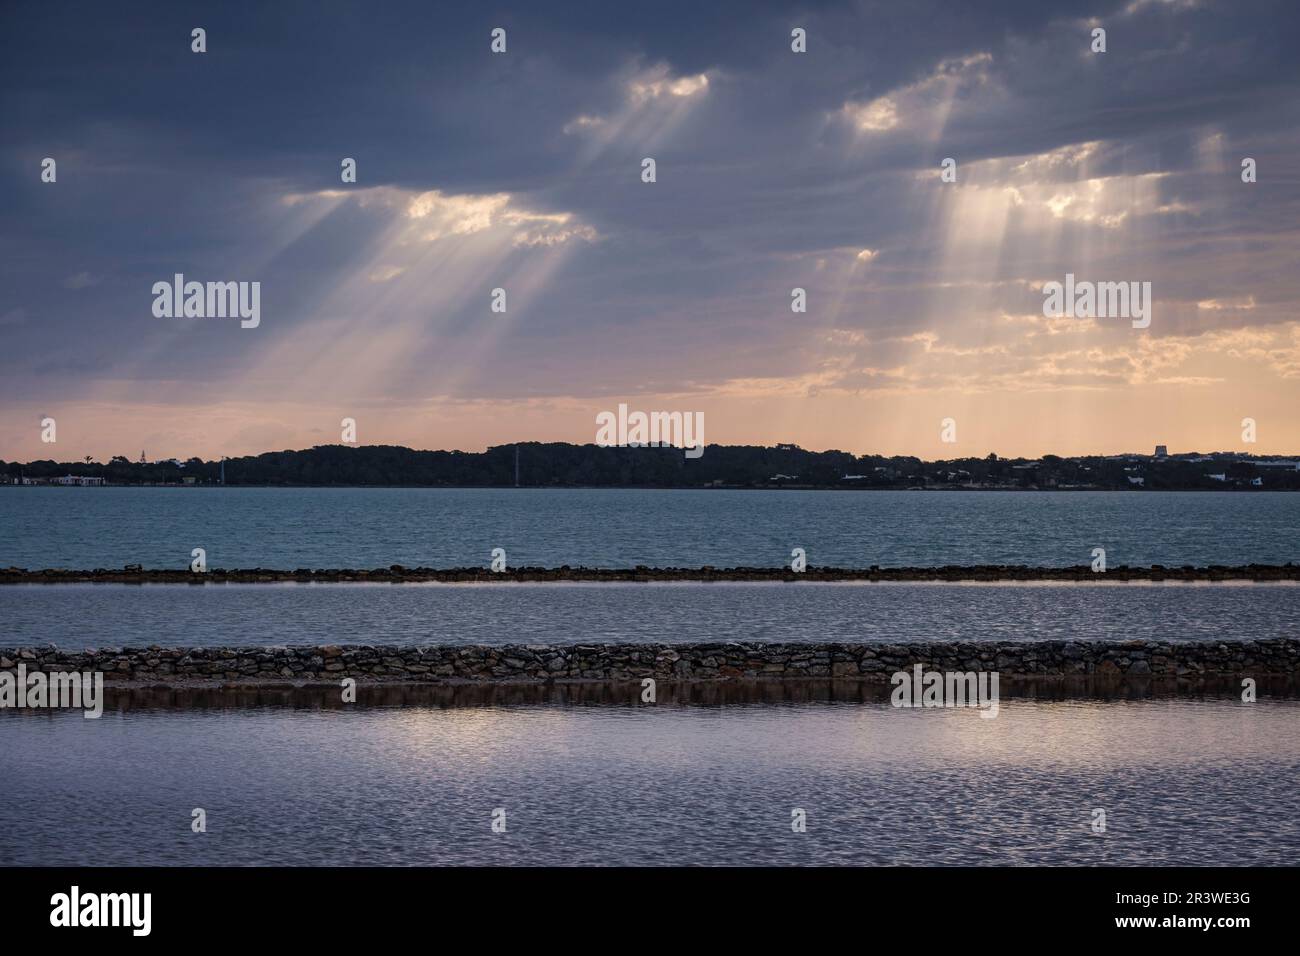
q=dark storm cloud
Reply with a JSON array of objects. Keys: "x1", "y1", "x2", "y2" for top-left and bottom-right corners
[{"x1": 1, "y1": 0, "x2": 1299, "y2": 408}]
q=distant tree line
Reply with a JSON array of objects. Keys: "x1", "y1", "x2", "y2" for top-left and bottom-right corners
[{"x1": 3, "y1": 444, "x2": 1299, "y2": 490}]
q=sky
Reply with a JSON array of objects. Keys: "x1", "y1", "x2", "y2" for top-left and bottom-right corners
[{"x1": 2, "y1": 0, "x2": 1299, "y2": 461}]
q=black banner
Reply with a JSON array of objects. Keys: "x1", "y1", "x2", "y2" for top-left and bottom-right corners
[{"x1": 0, "y1": 866, "x2": 1284, "y2": 941}]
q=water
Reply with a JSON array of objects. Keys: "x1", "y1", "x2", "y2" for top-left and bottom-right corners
[
  {"x1": 4, "y1": 488, "x2": 1294, "y2": 869},
  {"x1": 3, "y1": 580, "x2": 1298, "y2": 649},
  {"x1": 2, "y1": 487, "x2": 1297, "y2": 569},
  {"x1": 1, "y1": 696, "x2": 1293, "y2": 866}
]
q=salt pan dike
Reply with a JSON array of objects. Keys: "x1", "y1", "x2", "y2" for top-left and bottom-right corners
[
  {"x1": 4, "y1": 580, "x2": 1300, "y2": 648},
  {"x1": 5, "y1": 563, "x2": 1300, "y2": 583},
  {"x1": 3, "y1": 637, "x2": 1296, "y2": 686}
]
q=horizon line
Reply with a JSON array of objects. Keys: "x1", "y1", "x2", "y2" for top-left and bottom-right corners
[{"x1": 6, "y1": 441, "x2": 1300, "y2": 465}]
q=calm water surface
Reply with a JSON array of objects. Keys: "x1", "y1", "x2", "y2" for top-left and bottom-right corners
[
  {"x1": 5, "y1": 490, "x2": 1292, "y2": 870},
  {"x1": 3, "y1": 580, "x2": 1297, "y2": 648},
  {"x1": 1, "y1": 697, "x2": 1293, "y2": 866},
  {"x1": 2, "y1": 487, "x2": 1297, "y2": 568}
]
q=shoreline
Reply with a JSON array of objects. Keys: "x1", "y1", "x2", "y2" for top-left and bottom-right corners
[
  {"x1": 7, "y1": 484, "x2": 1300, "y2": 491},
  {"x1": 4, "y1": 638, "x2": 1296, "y2": 686},
  {"x1": 3, "y1": 563, "x2": 1298, "y2": 584}
]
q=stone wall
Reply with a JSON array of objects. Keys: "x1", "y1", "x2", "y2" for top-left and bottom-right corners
[
  {"x1": 1, "y1": 639, "x2": 1296, "y2": 684},
  {"x1": 3, "y1": 563, "x2": 1299, "y2": 583}
]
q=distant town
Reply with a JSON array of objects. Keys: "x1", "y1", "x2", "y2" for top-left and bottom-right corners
[{"x1": 4, "y1": 442, "x2": 1300, "y2": 491}]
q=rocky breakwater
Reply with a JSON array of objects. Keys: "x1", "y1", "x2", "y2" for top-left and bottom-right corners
[
  {"x1": 1, "y1": 639, "x2": 1296, "y2": 685},
  {"x1": 3, "y1": 563, "x2": 1300, "y2": 584}
]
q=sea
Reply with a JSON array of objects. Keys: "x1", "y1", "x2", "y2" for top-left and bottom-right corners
[
  {"x1": 0, "y1": 486, "x2": 1297, "y2": 569},
  {"x1": 1, "y1": 487, "x2": 1296, "y2": 866}
]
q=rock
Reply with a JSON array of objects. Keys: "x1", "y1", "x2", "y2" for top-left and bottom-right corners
[{"x1": 0, "y1": 638, "x2": 1291, "y2": 687}]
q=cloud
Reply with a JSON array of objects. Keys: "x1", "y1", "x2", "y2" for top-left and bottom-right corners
[
  {"x1": 562, "y1": 61, "x2": 714, "y2": 160},
  {"x1": 405, "y1": 190, "x2": 511, "y2": 238},
  {"x1": 562, "y1": 114, "x2": 606, "y2": 135},
  {"x1": 1197, "y1": 295, "x2": 1256, "y2": 311},
  {"x1": 3, "y1": 0, "x2": 1300, "y2": 458},
  {"x1": 836, "y1": 53, "x2": 996, "y2": 140},
  {"x1": 62, "y1": 272, "x2": 100, "y2": 289},
  {"x1": 285, "y1": 186, "x2": 597, "y2": 248},
  {"x1": 628, "y1": 68, "x2": 710, "y2": 103},
  {"x1": 843, "y1": 97, "x2": 899, "y2": 132}
]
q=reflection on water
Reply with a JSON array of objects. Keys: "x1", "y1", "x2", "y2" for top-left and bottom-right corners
[
  {"x1": 2, "y1": 695, "x2": 1295, "y2": 866},
  {"x1": 0, "y1": 675, "x2": 1295, "y2": 712}
]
